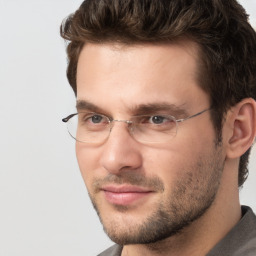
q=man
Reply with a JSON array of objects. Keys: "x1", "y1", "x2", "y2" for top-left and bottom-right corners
[{"x1": 61, "y1": 0, "x2": 256, "y2": 255}]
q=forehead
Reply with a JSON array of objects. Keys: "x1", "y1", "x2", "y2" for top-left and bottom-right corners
[{"x1": 76, "y1": 42, "x2": 209, "y2": 114}]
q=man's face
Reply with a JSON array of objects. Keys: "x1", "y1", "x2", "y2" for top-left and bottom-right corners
[{"x1": 76, "y1": 42, "x2": 225, "y2": 244}]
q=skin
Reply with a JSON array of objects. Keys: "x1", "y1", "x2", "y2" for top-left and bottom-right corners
[{"x1": 75, "y1": 42, "x2": 255, "y2": 255}]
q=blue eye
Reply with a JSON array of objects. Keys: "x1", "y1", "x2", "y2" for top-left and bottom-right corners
[
  {"x1": 91, "y1": 115, "x2": 103, "y2": 123},
  {"x1": 150, "y1": 116, "x2": 166, "y2": 124}
]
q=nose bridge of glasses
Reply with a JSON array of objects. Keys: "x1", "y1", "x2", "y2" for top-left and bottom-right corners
[
  {"x1": 109, "y1": 119, "x2": 133, "y2": 133},
  {"x1": 112, "y1": 119, "x2": 133, "y2": 124}
]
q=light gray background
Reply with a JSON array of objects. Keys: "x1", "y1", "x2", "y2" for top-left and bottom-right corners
[{"x1": 0, "y1": 1, "x2": 255, "y2": 255}]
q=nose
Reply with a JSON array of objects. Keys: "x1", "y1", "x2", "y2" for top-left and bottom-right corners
[{"x1": 99, "y1": 122, "x2": 143, "y2": 174}]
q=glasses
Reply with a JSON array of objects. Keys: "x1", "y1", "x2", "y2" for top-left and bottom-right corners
[{"x1": 62, "y1": 108, "x2": 210, "y2": 144}]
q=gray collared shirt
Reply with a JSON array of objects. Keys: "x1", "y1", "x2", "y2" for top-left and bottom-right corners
[{"x1": 98, "y1": 206, "x2": 256, "y2": 256}]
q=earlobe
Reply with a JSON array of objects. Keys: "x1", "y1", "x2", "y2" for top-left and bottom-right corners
[{"x1": 226, "y1": 98, "x2": 256, "y2": 159}]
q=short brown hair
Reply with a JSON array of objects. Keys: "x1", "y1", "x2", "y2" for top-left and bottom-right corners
[{"x1": 60, "y1": 0, "x2": 256, "y2": 186}]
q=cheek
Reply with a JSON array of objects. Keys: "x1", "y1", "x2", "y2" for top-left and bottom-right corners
[
  {"x1": 76, "y1": 143, "x2": 101, "y2": 185},
  {"x1": 142, "y1": 137, "x2": 209, "y2": 184},
  {"x1": 142, "y1": 147, "x2": 184, "y2": 184}
]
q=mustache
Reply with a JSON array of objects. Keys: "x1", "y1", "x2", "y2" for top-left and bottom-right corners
[{"x1": 92, "y1": 172, "x2": 165, "y2": 193}]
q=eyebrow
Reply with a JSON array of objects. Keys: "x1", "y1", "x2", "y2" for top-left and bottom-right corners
[
  {"x1": 76, "y1": 100, "x2": 103, "y2": 113},
  {"x1": 130, "y1": 103, "x2": 188, "y2": 117},
  {"x1": 76, "y1": 99, "x2": 188, "y2": 117}
]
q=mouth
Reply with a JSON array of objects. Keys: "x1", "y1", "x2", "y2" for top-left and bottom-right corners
[{"x1": 101, "y1": 185, "x2": 154, "y2": 206}]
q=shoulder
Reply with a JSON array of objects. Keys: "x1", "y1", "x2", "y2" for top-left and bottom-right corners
[
  {"x1": 207, "y1": 206, "x2": 256, "y2": 256},
  {"x1": 97, "y1": 244, "x2": 123, "y2": 256},
  {"x1": 233, "y1": 206, "x2": 256, "y2": 256}
]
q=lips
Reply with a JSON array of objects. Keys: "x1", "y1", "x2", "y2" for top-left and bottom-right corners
[{"x1": 101, "y1": 185, "x2": 153, "y2": 205}]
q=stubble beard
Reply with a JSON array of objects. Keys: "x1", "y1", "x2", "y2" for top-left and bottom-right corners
[{"x1": 87, "y1": 144, "x2": 224, "y2": 245}]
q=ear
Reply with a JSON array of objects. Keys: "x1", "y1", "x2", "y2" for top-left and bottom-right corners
[{"x1": 226, "y1": 98, "x2": 256, "y2": 159}]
